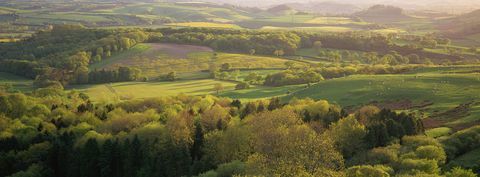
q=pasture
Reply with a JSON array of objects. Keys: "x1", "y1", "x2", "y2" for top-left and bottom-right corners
[
  {"x1": 70, "y1": 79, "x2": 237, "y2": 102},
  {"x1": 286, "y1": 66, "x2": 480, "y2": 130},
  {"x1": 220, "y1": 84, "x2": 307, "y2": 101},
  {"x1": 92, "y1": 43, "x2": 291, "y2": 78}
]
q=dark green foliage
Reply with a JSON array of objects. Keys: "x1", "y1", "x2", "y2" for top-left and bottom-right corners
[
  {"x1": 267, "y1": 97, "x2": 282, "y2": 111},
  {"x1": 88, "y1": 67, "x2": 142, "y2": 84},
  {"x1": 364, "y1": 109, "x2": 424, "y2": 148}
]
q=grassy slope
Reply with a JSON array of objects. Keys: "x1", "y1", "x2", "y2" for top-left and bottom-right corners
[
  {"x1": 286, "y1": 66, "x2": 480, "y2": 127},
  {"x1": 92, "y1": 43, "x2": 291, "y2": 78},
  {"x1": 220, "y1": 84, "x2": 307, "y2": 101},
  {"x1": 71, "y1": 79, "x2": 236, "y2": 102}
]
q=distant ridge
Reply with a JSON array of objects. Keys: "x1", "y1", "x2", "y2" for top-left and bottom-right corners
[
  {"x1": 353, "y1": 5, "x2": 412, "y2": 23},
  {"x1": 437, "y1": 9, "x2": 480, "y2": 37},
  {"x1": 284, "y1": 1, "x2": 361, "y2": 15},
  {"x1": 266, "y1": 4, "x2": 296, "y2": 15}
]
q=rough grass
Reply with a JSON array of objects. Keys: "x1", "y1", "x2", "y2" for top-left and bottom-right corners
[
  {"x1": 425, "y1": 127, "x2": 452, "y2": 138},
  {"x1": 71, "y1": 79, "x2": 237, "y2": 102},
  {"x1": 286, "y1": 66, "x2": 480, "y2": 128}
]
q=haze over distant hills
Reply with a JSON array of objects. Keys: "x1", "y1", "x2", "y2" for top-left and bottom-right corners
[{"x1": 196, "y1": 0, "x2": 479, "y2": 14}]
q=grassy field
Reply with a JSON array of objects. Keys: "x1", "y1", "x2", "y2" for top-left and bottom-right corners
[
  {"x1": 70, "y1": 79, "x2": 237, "y2": 102},
  {"x1": 286, "y1": 66, "x2": 480, "y2": 130},
  {"x1": 261, "y1": 26, "x2": 355, "y2": 32},
  {"x1": 306, "y1": 17, "x2": 370, "y2": 25},
  {"x1": 220, "y1": 84, "x2": 307, "y2": 101},
  {"x1": 0, "y1": 72, "x2": 33, "y2": 92},
  {"x1": 93, "y1": 43, "x2": 291, "y2": 78},
  {"x1": 165, "y1": 22, "x2": 241, "y2": 28},
  {"x1": 425, "y1": 127, "x2": 452, "y2": 138}
]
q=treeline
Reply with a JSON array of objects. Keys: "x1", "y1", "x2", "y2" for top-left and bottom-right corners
[
  {"x1": 151, "y1": 28, "x2": 462, "y2": 63},
  {"x1": 0, "y1": 24, "x2": 152, "y2": 85},
  {"x1": 0, "y1": 27, "x2": 465, "y2": 86},
  {"x1": 151, "y1": 28, "x2": 301, "y2": 55},
  {"x1": 88, "y1": 67, "x2": 143, "y2": 84},
  {"x1": 0, "y1": 88, "x2": 476, "y2": 176},
  {"x1": 263, "y1": 63, "x2": 414, "y2": 86}
]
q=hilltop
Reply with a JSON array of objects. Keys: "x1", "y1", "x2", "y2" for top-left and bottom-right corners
[
  {"x1": 353, "y1": 5, "x2": 413, "y2": 23},
  {"x1": 266, "y1": 4, "x2": 296, "y2": 15}
]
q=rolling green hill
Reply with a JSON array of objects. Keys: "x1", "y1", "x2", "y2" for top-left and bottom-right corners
[{"x1": 286, "y1": 66, "x2": 480, "y2": 131}]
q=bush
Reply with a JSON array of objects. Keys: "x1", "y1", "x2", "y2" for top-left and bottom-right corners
[{"x1": 235, "y1": 82, "x2": 250, "y2": 90}]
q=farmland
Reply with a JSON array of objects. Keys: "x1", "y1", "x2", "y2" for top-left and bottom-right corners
[
  {"x1": 69, "y1": 79, "x2": 237, "y2": 102},
  {"x1": 91, "y1": 43, "x2": 292, "y2": 78},
  {"x1": 287, "y1": 65, "x2": 480, "y2": 130}
]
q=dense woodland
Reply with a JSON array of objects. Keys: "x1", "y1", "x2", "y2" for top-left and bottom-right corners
[
  {"x1": 0, "y1": 26, "x2": 471, "y2": 87},
  {"x1": 0, "y1": 87, "x2": 478, "y2": 177}
]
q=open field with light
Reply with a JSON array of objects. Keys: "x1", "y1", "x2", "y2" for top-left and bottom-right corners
[
  {"x1": 110, "y1": 2, "x2": 253, "y2": 23},
  {"x1": 165, "y1": 22, "x2": 241, "y2": 28},
  {"x1": 306, "y1": 17, "x2": 370, "y2": 25},
  {"x1": 286, "y1": 66, "x2": 480, "y2": 130},
  {"x1": 92, "y1": 43, "x2": 291, "y2": 78},
  {"x1": 70, "y1": 79, "x2": 237, "y2": 102},
  {"x1": 261, "y1": 26, "x2": 355, "y2": 32},
  {"x1": 220, "y1": 84, "x2": 307, "y2": 101},
  {"x1": 425, "y1": 127, "x2": 452, "y2": 137}
]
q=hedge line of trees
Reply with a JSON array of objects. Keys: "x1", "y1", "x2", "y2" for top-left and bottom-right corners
[
  {"x1": 88, "y1": 67, "x2": 143, "y2": 84},
  {"x1": 263, "y1": 64, "x2": 414, "y2": 86},
  {"x1": 151, "y1": 28, "x2": 462, "y2": 63},
  {"x1": 0, "y1": 88, "x2": 476, "y2": 177}
]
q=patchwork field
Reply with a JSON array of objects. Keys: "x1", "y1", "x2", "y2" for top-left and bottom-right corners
[{"x1": 92, "y1": 43, "x2": 291, "y2": 78}]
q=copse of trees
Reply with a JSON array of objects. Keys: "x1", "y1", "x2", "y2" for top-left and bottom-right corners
[
  {"x1": 264, "y1": 68, "x2": 323, "y2": 86},
  {"x1": 88, "y1": 67, "x2": 143, "y2": 84},
  {"x1": 262, "y1": 64, "x2": 414, "y2": 86},
  {"x1": 0, "y1": 25, "x2": 152, "y2": 85}
]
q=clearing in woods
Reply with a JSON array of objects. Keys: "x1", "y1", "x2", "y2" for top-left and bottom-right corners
[{"x1": 90, "y1": 43, "x2": 291, "y2": 78}]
